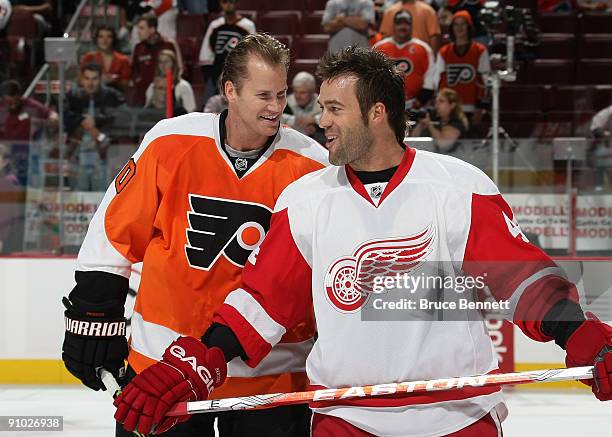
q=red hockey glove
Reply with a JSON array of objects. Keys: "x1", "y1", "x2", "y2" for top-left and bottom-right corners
[
  {"x1": 114, "y1": 336, "x2": 227, "y2": 435},
  {"x1": 565, "y1": 312, "x2": 612, "y2": 401}
]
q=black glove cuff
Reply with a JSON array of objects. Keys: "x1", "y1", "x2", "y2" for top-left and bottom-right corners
[
  {"x1": 64, "y1": 311, "x2": 127, "y2": 338},
  {"x1": 541, "y1": 299, "x2": 586, "y2": 349}
]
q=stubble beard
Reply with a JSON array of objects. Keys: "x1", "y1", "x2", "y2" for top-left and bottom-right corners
[{"x1": 329, "y1": 124, "x2": 374, "y2": 166}]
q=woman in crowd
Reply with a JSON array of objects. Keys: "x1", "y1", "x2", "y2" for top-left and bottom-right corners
[
  {"x1": 81, "y1": 26, "x2": 131, "y2": 92},
  {"x1": 410, "y1": 87, "x2": 469, "y2": 153},
  {"x1": 145, "y1": 49, "x2": 195, "y2": 113}
]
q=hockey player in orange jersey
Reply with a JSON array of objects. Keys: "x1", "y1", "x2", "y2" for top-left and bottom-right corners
[
  {"x1": 61, "y1": 33, "x2": 328, "y2": 437},
  {"x1": 373, "y1": 10, "x2": 436, "y2": 109},
  {"x1": 436, "y1": 10, "x2": 490, "y2": 123}
]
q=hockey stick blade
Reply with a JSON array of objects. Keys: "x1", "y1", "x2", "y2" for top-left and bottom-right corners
[{"x1": 167, "y1": 365, "x2": 594, "y2": 416}]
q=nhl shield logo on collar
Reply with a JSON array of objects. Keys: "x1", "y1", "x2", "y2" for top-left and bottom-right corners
[
  {"x1": 370, "y1": 185, "x2": 383, "y2": 199},
  {"x1": 234, "y1": 158, "x2": 248, "y2": 171}
]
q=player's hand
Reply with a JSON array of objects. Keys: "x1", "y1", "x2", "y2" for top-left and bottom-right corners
[
  {"x1": 565, "y1": 312, "x2": 612, "y2": 401},
  {"x1": 61, "y1": 296, "x2": 128, "y2": 391},
  {"x1": 114, "y1": 336, "x2": 227, "y2": 435}
]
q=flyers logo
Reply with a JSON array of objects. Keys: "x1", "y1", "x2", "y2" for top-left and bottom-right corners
[
  {"x1": 185, "y1": 195, "x2": 272, "y2": 270},
  {"x1": 395, "y1": 59, "x2": 413, "y2": 75},
  {"x1": 446, "y1": 64, "x2": 476, "y2": 86}
]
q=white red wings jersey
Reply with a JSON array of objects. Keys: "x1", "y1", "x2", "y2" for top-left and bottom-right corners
[
  {"x1": 373, "y1": 37, "x2": 436, "y2": 101},
  {"x1": 75, "y1": 112, "x2": 328, "y2": 398},
  {"x1": 214, "y1": 147, "x2": 579, "y2": 436},
  {"x1": 436, "y1": 42, "x2": 490, "y2": 111}
]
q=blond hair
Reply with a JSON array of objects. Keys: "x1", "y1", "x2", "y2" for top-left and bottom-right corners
[{"x1": 438, "y1": 88, "x2": 469, "y2": 131}]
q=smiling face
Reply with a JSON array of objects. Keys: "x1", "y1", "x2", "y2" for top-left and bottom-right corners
[
  {"x1": 96, "y1": 29, "x2": 114, "y2": 51},
  {"x1": 318, "y1": 75, "x2": 374, "y2": 166},
  {"x1": 225, "y1": 55, "x2": 288, "y2": 144}
]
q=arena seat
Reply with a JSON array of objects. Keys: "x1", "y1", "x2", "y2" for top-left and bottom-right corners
[
  {"x1": 579, "y1": 34, "x2": 612, "y2": 59},
  {"x1": 577, "y1": 59, "x2": 612, "y2": 85},
  {"x1": 258, "y1": 11, "x2": 302, "y2": 38},
  {"x1": 535, "y1": 34, "x2": 576, "y2": 60},
  {"x1": 303, "y1": 10, "x2": 325, "y2": 35},
  {"x1": 296, "y1": 34, "x2": 329, "y2": 59},
  {"x1": 580, "y1": 12, "x2": 612, "y2": 34},
  {"x1": 537, "y1": 12, "x2": 577, "y2": 34}
]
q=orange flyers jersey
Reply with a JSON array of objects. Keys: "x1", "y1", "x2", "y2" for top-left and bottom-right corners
[
  {"x1": 75, "y1": 112, "x2": 328, "y2": 398},
  {"x1": 373, "y1": 37, "x2": 436, "y2": 101},
  {"x1": 436, "y1": 42, "x2": 490, "y2": 111}
]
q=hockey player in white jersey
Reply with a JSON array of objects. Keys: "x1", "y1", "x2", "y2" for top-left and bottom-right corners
[{"x1": 113, "y1": 47, "x2": 612, "y2": 436}]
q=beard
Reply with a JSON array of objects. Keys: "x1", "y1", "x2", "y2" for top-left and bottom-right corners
[{"x1": 329, "y1": 122, "x2": 374, "y2": 166}]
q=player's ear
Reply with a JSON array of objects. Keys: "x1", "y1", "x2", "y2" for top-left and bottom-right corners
[
  {"x1": 225, "y1": 80, "x2": 237, "y2": 102},
  {"x1": 369, "y1": 102, "x2": 386, "y2": 125}
]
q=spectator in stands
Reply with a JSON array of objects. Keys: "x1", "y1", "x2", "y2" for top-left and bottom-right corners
[
  {"x1": 204, "y1": 93, "x2": 227, "y2": 113},
  {"x1": 373, "y1": 10, "x2": 435, "y2": 109},
  {"x1": 145, "y1": 49, "x2": 196, "y2": 113},
  {"x1": 131, "y1": 13, "x2": 181, "y2": 106},
  {"x1": 410, "y1": 88, "x2": 469, "y2": 153},
  {"x1": 0, "y1": 142, "x2": 21, "y2": 253},
  {"x1": 439, "y1": 0, "x2": 488, "y2": 44},
  {"x1": 379, "y1": 0, "x2": 441, "y2": 53},
  {"x1": 0, "y1": 80, "x2": 57, "y2": 140},
  {"x1": 0, "y1": 0, "x2": 11, "y2": 83},
  {"x1": 0, "y1": 0, "x2": 11, "y2": 32},
  {"x1": 322, "y1": 0, "x2": 375, "y2": 54},
  {"x1": 145, "y1": 75, "x2": 188, "y2": 116},
  {"x1": 282, "y1": 72, "x2": 322, "y2": 141},
  {"x1": 436, "y1": 10, "x2": 489, "y2": 125},
  {"x1": 198, "y1": 0, "x2": 255, "y2": 99},
  {"x1": 81, "y1": 26, "x2": 131, "y2": 92},
  {"x1": 64, "y1": 63, "x2": 126, "y2": 191}
]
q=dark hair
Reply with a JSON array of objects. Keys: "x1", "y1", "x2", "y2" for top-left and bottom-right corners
[
  {"x1": 94, "y1": 25, "x2": 117, "y2": 50},
  {"x1": 81, "y1": 62, "x2": 102, "y2": 76},
  {"x1": 137, "y1": 13, "x2": 158, "y2": 29},
  {"x1": 449, "y1": 16, "x2": 473, "y2": 42},
  {"x1": 317, "y1": 46, "x2": 407, "y2": 144},
  {"x1": 0, "y1": 80, "x2": 22, "y2": 97},
  {"x1": 221, "y1": 33, "x2": 290, "y2": 95}
]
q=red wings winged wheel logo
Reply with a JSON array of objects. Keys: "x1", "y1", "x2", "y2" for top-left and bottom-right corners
[{"x1": 324, "y1": 225, "x2": 436, "y2": 313}]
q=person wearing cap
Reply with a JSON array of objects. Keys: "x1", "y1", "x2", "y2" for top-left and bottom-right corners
[
  {"x1": 322, "y1": 0, "x2": 376, "y2": 54},
  {"x1": 378, "y1": 0, "x2": 441, "y2": 53},
  {"x1": 373, "y1": 10, "x2": 436, "y2": 109},
  {"x1": 435, "y1": 10, "x2": 490, "y2": 125}
]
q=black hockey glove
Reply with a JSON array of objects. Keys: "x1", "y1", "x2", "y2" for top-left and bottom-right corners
[{"x1": 62, "y1": 295, "x2": 128, "y2": 391}]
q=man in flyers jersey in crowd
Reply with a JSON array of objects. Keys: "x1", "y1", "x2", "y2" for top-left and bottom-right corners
[
  {"x1": 112, "y1": 47, "x2": 612, "y2": 436},
  {"x1": 61, "y1": 33, "x2": 327, "y2": 437},
  {"x1": 373, "y1": 10, "x2": 436, "y2": 110},
  {"x1": 436, "y1": 10, "x2": 490, "y2": 125}
]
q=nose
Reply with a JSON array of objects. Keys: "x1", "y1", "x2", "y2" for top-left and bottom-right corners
[{"x1": 319, "y1": 110, "x2": 331, "y2": 129}]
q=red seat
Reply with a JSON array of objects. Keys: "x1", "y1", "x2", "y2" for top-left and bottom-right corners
[
  {"x1": 258, "y1": 11, "x2": 302, "y2": 37},
  {"x1": 176, "y1": 13, "x2": 207, "y2": 39},
  {"x1": 303, "y1": 11, "x2": 325, "y2": 35},
  {"x1": 523, "y1": 59, "x2": 575, "y2": 85},
  {"x1": 580, "y1": 34, "x2": 612, "y2": 59},
  {"x1": 233, "y1": 0, "x2": 260, "y2": 9},
  {"x1": 537, "y1": 12, "x2": 577, "y2": 34},
  {"x1": 535, "y1": 34, "x2": 576, "y2": 60},
  {"x1": 500, "y1": 85, "x2": 545, "y2": 111},
  {"x1": 6, "y1": 12, "x2": 38, "y2": 39},
  {"x1": 546, "y1": 85, "x2": 593, "y2": 112},
  {"x1": 547, "y1": 111, "x2": 595, "y2": 137},
  {"x1": 192, "y1": 84, "x2": 205, "y2": 112},
  {"x1": 308, "y1": 0, "x2": 328, "y2": 11},
  {"x1": 296, "y1": 34, "x2": 329, "y2": 58},
  {"x1": 576, "y1": 59, "x2": 612, "y2": 85},
  {"x1": 177, "y1": 37, "x2": 199, "y2": 68},
  {"x1": 272, "y1": 34, "x2": 293, "y2": 51},
  {"x1": 266, "y1": 1, "x2": 306, "y2": 12},
  {"x1": 580, "y1": 12, "x2": 612, "y2": 34},
  {"x1": 289, "y1": 59, "x2": 319, "y2": 84}
]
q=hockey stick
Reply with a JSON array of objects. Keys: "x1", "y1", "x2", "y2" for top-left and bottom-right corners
[
  {"x1": 165, "y1": 365, "x2": 594, "y2": 416},
  {"x1": 99, "y1": 369, "x2": 147, "y2": 437}
]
